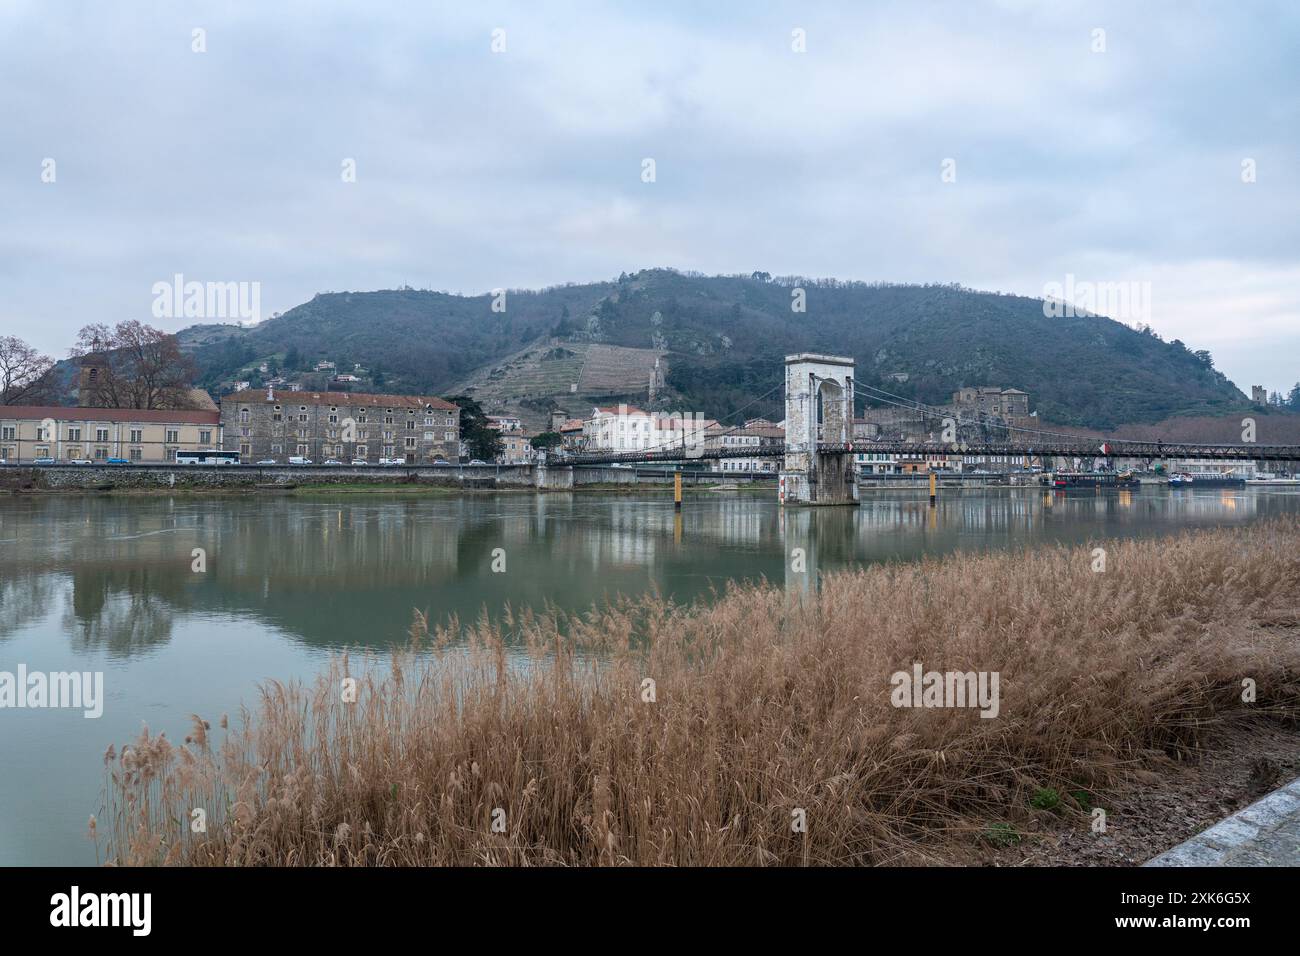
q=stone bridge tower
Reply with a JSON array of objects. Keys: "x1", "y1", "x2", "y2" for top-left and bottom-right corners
[{"x1": 779, "y1": 353, "x2": 859, "y2": 506}]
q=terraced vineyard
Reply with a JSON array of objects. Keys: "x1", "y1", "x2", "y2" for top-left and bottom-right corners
[{"x1": 454, "y1": 341, "x2": 667, "y2": 426}]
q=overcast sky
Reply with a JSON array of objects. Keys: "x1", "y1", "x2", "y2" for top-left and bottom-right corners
[{"x1": 2, "y1": 0, "x2": 1297, "y2": 392}]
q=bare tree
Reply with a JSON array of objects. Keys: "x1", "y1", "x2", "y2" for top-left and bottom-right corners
[
  {"x1": 71, "y1": 321, "x2": 199, "y2": 409},
  {"x1": 0, "y1": 335, "x2": 57, "y2": 405}
]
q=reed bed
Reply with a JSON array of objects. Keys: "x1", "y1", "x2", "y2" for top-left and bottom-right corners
[{"x1": 99, "y1": 518, "x2": 1300, "y2": 866}]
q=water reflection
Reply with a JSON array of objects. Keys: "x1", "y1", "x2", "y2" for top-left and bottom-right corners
[{"x1": 1, "y1": 487, "x2": 1297, "y2": 657}]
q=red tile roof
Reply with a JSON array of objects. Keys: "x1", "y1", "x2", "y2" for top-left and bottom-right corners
[
  {"x1": 229, "y1": 390, "x2": 459, "y2": 411},
  {"x1": 0, "y1": 405, "x2": 220, "y2": 424}
]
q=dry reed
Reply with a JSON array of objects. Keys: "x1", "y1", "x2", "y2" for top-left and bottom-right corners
[{"x1": 99, "y1": 518, "x2": 1300, "y2": 866}]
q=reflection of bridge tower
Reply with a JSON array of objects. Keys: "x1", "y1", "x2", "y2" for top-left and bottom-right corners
[{"x1": 780, "y1": 353, "x2": 859, "y2": 506}]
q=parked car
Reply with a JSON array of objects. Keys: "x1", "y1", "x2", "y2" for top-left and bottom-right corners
[
  {"x1": 433, "y1": 459, "x2": 451, "y2": 466},
  {"x1": 255, "y1": 459, "x2": 278, "y2": 465},
  {"x1": 378, "y1": 457, "x2": 403, "y2": 465},
  {"x1": 288, "y1": 456, "x2": 313, "y2": 465},
  {"x1": 350, "y1": 458, "x2": 369, "y2": 466},
  {"x1": 32, "y1": 457, "x2": 56, "y2": 465},
  {"x1": 68, "y1": 459, "x2": 94, "y2": 465},
  {"x1": 323, "y1": 458, "x2": 344, "y2": 466},
  {"x1": 107, "y1": 458, "x2": 130, "y2": 464},
  {"x1": 467, "y1": 459, "x2": 487, "y2": 466}
]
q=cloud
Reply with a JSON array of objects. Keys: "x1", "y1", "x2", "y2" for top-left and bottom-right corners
[{"x1": 0, "y1": 0, "x2": 1296, "y2": 390}]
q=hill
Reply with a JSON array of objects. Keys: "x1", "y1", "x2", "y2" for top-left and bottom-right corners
[{"x1": 173, "y1": 270, "x2": 1251, "y2": 430}]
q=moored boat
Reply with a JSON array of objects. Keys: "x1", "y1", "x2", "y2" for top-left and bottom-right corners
[
  {"x1": 1168, "y1": 472, "x2": 1246, "y2": 488},
  {"x1": 1051, "y1": 471, "x2": 1140, "y2": 489}
]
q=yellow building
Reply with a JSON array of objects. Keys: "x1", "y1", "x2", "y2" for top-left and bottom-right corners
[{"x1": 0, "y1": 406, "x2": 222, "y2": 463}]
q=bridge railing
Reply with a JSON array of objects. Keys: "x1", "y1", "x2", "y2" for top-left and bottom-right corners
[{"x1": 565, "y1": 439, "x2": 1300, "y2": 465}]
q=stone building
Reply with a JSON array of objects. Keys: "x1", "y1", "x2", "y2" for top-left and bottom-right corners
[
  {"x1": 0, "y1": 405, "x2": 221, "y2": 462},
  {"x1": 221, "y1": 389, "x2": 460, "y2": 463},
  {"x1": 951, "y1": 386, "x2": 1030, "y2": 421}
]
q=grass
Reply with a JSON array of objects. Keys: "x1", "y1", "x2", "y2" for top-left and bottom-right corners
[{"x1": 97, "y1": 518, "x2": 1300, "y2": 866}]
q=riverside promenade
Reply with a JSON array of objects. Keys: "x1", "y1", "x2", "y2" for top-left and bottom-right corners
[{"x1": 1146, "y1": 776, "x2": 1300, "y2": 866}]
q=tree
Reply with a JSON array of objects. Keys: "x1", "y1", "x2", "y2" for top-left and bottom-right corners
[
  {"x1": 1287, "y1": 382, "x2": 1300, "y2": 410},
  {"x1": 530, "y1": 432, "x2": 563, "y2": 451},
  {"x1": 445, "y1": 395, "x2": 503, "y2": 461},
  {"x1": 71, "y1": 321, "x2": 199, "y2": 409},
  {"x1": 0, "y1": 335, "x2": 57, "y2": 404}
]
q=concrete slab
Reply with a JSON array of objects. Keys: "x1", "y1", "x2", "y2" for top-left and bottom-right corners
[{"x1": 1145, "y1": 775, "x2": 1300, "y2": 867}]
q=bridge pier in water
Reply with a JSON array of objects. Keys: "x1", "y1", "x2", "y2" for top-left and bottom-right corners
[{"x1": 779, "y1": 353, "x2": 860, "y2": 507}]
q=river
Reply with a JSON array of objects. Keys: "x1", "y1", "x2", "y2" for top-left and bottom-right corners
[{"x1": 2, "y1": 484, "x2": 1299, "y2": 864}]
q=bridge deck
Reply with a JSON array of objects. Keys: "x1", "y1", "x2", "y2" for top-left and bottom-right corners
[{"x1": 567, "y1": 441, "x2": 1300, "y2": 465}]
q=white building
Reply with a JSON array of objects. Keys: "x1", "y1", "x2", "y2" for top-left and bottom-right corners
[
  {"x1": 708, "y1": 423, "x2": 782, "y2": 473},
  {"x1": 583, "y1": 405, "x2": 708, "y2": 455}
]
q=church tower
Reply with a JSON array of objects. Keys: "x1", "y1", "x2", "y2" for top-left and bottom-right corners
[{"x1": 77, "y1": 339, "x2": 108, "y2": 407}]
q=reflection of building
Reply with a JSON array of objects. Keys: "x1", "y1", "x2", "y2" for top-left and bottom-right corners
[
  {"x1": 0, "y1": 405, "x2": 221, "y2": 462},
  {"x1": 221, "y1": 389, "x2": 460, "y2": 463}
]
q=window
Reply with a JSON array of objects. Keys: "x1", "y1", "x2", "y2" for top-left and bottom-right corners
[
  {"x1": 67, "y1": 427, "x2": 81, "y2": 441},
  {"x1": 129, "y1": 447, "x2": 142, "y2": 461},
  {"x1": 165, "y1": 447, "x2": 178, "y2": 461},
  {"x1": 383, "y1": 445, "x2": 394, "y2": 457},
  {"x1": 329, "y1": 414, "x2": 338, "y2": 424},
  {"x1": 130, "y1": 428, "x2": 142, "y2": 443},
  {"x1": 240, "y1": 444, "x2": 251, "y2": 456},
  {"x1": 405, "y1": 436, "x2": 416, "y2": 448},
  {"x1": 271, "y1": 444, "x2": 282, "y2": 454},
  {"x1": 384, "y1": 415, "x2": 393, "y2": 425},
  {"x1": 444, "y1": 431, "x2": 455, "y2": 441},
  {"x1": 96, "y1": 427, "x2": 109, "y2": 442},
  {"x1": 94, "y1": 447, "x2": 108, "y2": 460},
  {"x1": 165, "y1": 429, "x2": 179, "y2": 443},
  {"x1": 0, "y1": 426, "x2": 13, "y2": 441},
  {"x1": 36, "y1": 446, "x2": 50, "y2": 458},
  {"x1": 240, "y1": 408, "x2": 250, "y2": 423},
  {"x1": 383, "y1": 430, "x2": 393, "y2": 440},
  {"x1": 406, "y1": 420, "x2": 415, "y2": 430},
  {"x1": 1, "y1": 446, "x2": 13, "y2": 460},
  {"x1": 298, "y1": 414, "x2": 308, "y2": 422},
  {"x1": 200, "y1": 430, "x2": 212, "y2": 445},
  {"x1": 356, "y1": 445, "x2": 367, "y2": 457},
  {"x1": 297, "y1": 444, "x2": 308, "y2": 455}
]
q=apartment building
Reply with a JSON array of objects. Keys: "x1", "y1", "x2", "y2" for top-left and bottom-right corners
[
  {"x1": 221, "y1": 389, "x2": 460, "y2": 463},
  {"x1": 707, "y1": 422, "x2": 782, "y2": 473},
  {"x1": 0, "y1": 406, "x2": 221, "y2": 462},
  {"x1": 582, "y1": 405, "x2": 709, "y2": 455}
]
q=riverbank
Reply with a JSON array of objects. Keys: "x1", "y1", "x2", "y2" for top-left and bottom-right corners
[{"x1": 99, "y1": 518, "x2": 1300, "y2": 866}]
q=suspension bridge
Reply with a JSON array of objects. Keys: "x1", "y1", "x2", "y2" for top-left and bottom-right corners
[{"x1": 565, "y1": 353, "x2": 1300, "y2": 505}]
